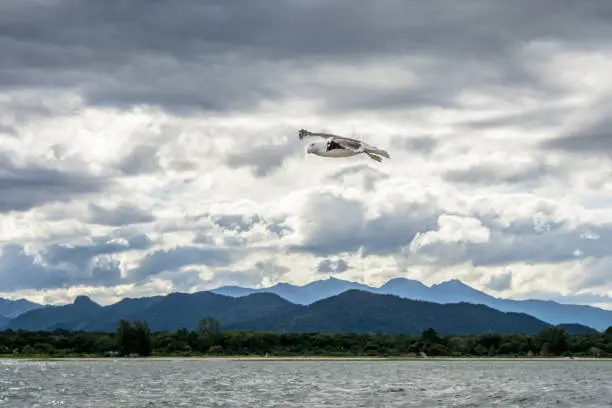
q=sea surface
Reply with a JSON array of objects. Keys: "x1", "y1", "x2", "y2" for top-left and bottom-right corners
[{"x1": 1, "y1": 358, "x2": 611, "y2": 407}]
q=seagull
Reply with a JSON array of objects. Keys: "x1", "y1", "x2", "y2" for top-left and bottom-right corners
[{"x1": 298, "y1": 129, "x2": 390, "y2": 162}]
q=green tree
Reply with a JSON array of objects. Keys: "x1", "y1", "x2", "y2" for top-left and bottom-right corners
[
  {"x1": 133, "y1": 320, "x2": 153, "y2": 357},
  {"x1": 116, "y1": 320, "x2": 136, "y2": 356},
  {"x1": 197, "y1": 317, "x2": 221, "y2": 353},
  {"x1": 197, "y1": 317, "x2": 221, "y2": 338},
  {"x1": 538, "y1": 327, "x2": 568, "y2": 355},
  {"x1": 477, "y1": 333, "x2": 502, "y2": 352},
  {"x1": 605, "y1": 327, "x2": 612, "y2": 341},
  {"x1": 420, "y1": 328, "x2": 439, "y2": 344}
]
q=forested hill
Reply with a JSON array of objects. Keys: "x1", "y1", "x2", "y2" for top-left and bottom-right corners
[
  {"x1": 223, "y1": 290, "x2": 552, "y2": 335},
  {"x1": 2, "y1": 289, "x2": 598, "y2": 335}
]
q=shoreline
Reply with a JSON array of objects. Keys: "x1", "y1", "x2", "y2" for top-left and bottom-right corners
[{"x1": 4, "y1": 355, "x2": 612, "y2": 362}]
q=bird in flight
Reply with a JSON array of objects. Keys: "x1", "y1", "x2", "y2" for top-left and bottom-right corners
[{"x1": 298, "y1": 129, "x2": 390, "y2": 162}]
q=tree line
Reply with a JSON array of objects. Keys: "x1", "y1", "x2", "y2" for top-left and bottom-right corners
[{"x1": 1, "y1": 318, "x2": 612, "y2": 358}]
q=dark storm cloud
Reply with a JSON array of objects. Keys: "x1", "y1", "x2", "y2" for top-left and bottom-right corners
[
  {"x1": 3, "y1": 0, "x2": 611, "y2": 114},
  {"x1": 0, "y1": 152, "x2": 111, "y2": 213},
  {"x1": 5, "y1": 0, "x2": 611, "y2": 61},
  {"x1": 86, "y1": 202, "x2": 155, "y2": 226}
]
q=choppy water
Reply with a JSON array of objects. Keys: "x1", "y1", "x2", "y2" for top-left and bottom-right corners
[{"x1": 1, "y1": 358, "x2": 611, "y2": 407}]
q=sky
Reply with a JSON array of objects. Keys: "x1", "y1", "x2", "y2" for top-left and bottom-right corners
[{"x1": 2, "y1": 0, "x2": 612, "y2": 308}]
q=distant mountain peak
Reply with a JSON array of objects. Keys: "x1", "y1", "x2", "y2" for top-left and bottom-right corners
[
  {"x1": 381, "y1": 277, "x2": 428, "y2": 287},
  {"x1": 385, "y1": 277, "x2": 415, "y2": 283},
  {"x1": 435, "y1": 279, "x2": 467, "y2": 287},
  {"x1": 307, "y1": 276, "x2": 354, "y2": 285},
  {"x1": 433, "y1": 279, "x2": 484, "y2": 292},
  {"x1": 73, "y1": 295, "x2": 100, "y2": 307}
]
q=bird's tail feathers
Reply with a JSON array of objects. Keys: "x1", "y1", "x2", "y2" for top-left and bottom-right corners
[
  {"x1": 364, "y1": 147, "x2": 390, "y2": 159},
  {"x1": 365, "y1": 152, "x2": 383, "y2": 162}
]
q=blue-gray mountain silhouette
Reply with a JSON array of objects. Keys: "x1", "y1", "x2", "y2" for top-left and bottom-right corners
[
  {"x1": 212, "y1": 277, "x2": 612, "y2": 331},
  {"x1": 3, "y1": 289, "x2": 564, "y2": 335}
]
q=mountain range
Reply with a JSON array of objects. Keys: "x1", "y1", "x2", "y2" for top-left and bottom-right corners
[
  {"x1": 1, "y1": 289, "x2": 596, "y2": 336},
  {"x1": 1, "y1": 276, "x2": 611, "y2": 333},
  {"x1": 211, "y1": 277, "x2": 612, "y2": 331}
]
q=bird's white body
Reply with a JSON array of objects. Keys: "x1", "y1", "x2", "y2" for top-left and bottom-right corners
[
  {"x1": 306, "y1": 141, "x2": 360, "y2": 157},
  {"x1": 299, "y1": 129, "x2": 390, "y2": 162}
]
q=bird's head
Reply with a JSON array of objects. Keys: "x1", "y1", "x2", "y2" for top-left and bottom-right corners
[{"x1": 306, "y1": 142, "x2": 317, "y2": 154}]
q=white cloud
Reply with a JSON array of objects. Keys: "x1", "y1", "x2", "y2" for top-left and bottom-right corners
[{"x1": 411, "y1": 215, "x2": 491, "y2": 248}]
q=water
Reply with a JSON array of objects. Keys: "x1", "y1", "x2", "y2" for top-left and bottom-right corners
[{"x1": 1, "y1": 358, "x2": 611, "y2": 407}]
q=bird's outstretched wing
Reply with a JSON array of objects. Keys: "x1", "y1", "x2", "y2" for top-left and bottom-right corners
[{"x1": 298, "y1": 129, "x2": 362, "y2": 144}]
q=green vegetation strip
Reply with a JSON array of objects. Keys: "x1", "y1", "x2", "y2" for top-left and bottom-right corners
[{"x1": 2, "y1": 318, "x2": 612, "y2": 359}]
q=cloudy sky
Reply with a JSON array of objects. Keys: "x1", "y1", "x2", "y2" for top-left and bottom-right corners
[{"x1": 2, "y1": 0, "x2": 612, "y2": 308}]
